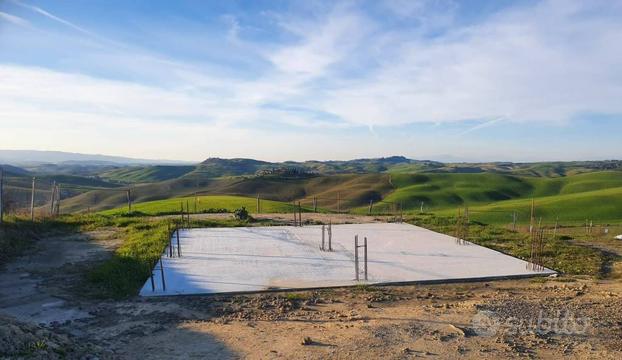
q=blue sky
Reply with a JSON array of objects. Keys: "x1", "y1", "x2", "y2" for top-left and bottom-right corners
[{"x1": 0, "y1": 0, "x2": 621, "y2": 162}]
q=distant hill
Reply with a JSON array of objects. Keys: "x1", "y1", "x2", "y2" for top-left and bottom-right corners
[
  {"x1": 0, "y1": 150, "x2": 190, "y2": 166},
  {"x1": 0, "y1": 164, "x2": 31, "y2": 177}
]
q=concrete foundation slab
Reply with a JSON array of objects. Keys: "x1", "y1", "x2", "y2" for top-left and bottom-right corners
[{"x1": 140, "y1": 223, "x2": 554, "y2": 296}]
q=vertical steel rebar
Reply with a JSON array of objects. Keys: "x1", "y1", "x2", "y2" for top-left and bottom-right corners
[
  {"x1": 159, "y1": 259, "x2": 166, "y2": 292},
  {"x1": 176, "y1": 228, "x2": 181, "y2": 257},
  {"x1": 354, "y1": 235, "x2": 359, "y2": 281},
  {"x1": 364, "y1": 237, "x2": 368, "y2": 281},
  {"x1": 328, "y1": 221, "x2": 332, "y2": 251}
]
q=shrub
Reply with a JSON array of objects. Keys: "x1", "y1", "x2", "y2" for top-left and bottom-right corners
[{"x1": 233, "y1": 206, "x2": 250, "y2": 221}]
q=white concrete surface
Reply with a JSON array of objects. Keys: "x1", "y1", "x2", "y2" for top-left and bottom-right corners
[{"x1": 140, "y1": 223, "x2": 554, "y2": 296}]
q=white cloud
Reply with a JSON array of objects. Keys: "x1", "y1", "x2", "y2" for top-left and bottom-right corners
[{"x1": 319, "y1": 0, "x2": 622, "y2": 126}]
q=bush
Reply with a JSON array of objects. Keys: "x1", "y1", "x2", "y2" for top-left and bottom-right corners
[{"x1": 233, "y1": 207, "x2": 250, "y2": 221}]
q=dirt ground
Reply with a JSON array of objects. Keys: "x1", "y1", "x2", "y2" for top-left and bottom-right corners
[{"x1": 1, "y1": 214, "x2": 621, "y2": 359}]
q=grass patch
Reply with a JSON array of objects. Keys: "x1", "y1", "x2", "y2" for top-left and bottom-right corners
[
  {"x1": 86, "y1": 215, "x2": 259, "y2": 298},
  {"x1": 407, "y1": 214, "x2": 605, "y2": 276}
]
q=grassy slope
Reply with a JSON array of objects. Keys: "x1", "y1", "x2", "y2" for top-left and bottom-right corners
[
  {"x1": 381, "y1": 171, "x2": 622, "y2": 222},
  {"x1": 101, "y1": 195, "x2": 294, "y2": 215},
  {"x1": 435, "y1": 187, "x2": 622, "y2": 224},
  {"x1": 100, "y1": 165, "x2": 196, "y2": 184},
  {"x1": 61, "y1": 174, "x2": 392, "y2": 213}
]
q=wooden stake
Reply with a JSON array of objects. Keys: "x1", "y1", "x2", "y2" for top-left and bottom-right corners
[
  {"x1": 55, "y1": 184, "x2": 61, "y2": 216},
  {"x1": 30, "y1": 177, "x2": 36, "y2": 221},
  {"x1": 368, "y1": 200, "x2": 373, "y2": 215},
  {"x1": 400, "y1": 202, "x2": 403, "y2": 223},
  {"x1": 321, "y1": 225, "x2": 325, "y2": 250},
  {"x1": 50, "y1": 181, "x2": 57, "y2": 216},
  {"x1": 313, "y1": 196, "x2": 317, "y2": 212},
  {"x1": 337, "y1": 192, "x2": 341, "y2": 213},
  {"x1": 256, "y1": 194, "x2": 260, "y2": 214},
  {"x1": 126, "y1": 189, "x2": 132, "y2": 214},
  {"x1": 529, "y1": 199, "x2": 535, "y2": 235}
]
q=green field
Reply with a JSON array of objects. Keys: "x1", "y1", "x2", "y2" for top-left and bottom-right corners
[
  {"x1": 100, "y1": 165, "x2": 196, "y2": 184},
  {"x1": 101, "y1": 195, "x2": 296, "y2": 215},
  {"x1": 376, "y1": 171, "x2": 622, "y2": 224},
  {"x1": 434, "y1": 187, "x2": 622, "y2": 224}
]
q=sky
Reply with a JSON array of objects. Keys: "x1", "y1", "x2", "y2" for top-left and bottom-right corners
[{"x1": 0, "y1": 0, "x2": 621, "y2": 162}]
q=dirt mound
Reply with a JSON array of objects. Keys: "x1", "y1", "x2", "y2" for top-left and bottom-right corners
[{"x1": 0, "y1": 315, "x2": 99, "y2": 359}]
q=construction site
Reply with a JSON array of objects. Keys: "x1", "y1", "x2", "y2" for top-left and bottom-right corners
[{"x1": 143, "y1": 222, "x2": 554, "y2": 296}]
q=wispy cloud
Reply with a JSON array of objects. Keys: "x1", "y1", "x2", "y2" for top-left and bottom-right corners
[
  {"x1": 0, "y1": 10, "x2": 29, "y2": 26},
  {"x1": 10, "y1": 0, "x2": 104, "y2": 39},
  {"x1": 458, "y1": 117, "x2": 506, "y2": 136}
]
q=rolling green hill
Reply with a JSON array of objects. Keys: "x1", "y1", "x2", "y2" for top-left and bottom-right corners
[
  {"x1": 100, "y1": 165, "x2": 196, "y2": 184},
  {"x1": 101, "y1": 195, "x2": 294, "y2": 215},
  {"x1": 434, "y1": 187, "x2": 622, "y2": 224},
  {"x1": 59, "y1": 173, "x2": 393, "y2": 213},
  {"x1": 383, "y1": 171, "x2": 622, "y2": 212}
]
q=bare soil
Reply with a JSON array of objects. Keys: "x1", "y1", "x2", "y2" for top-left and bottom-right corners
[{"x1": 1, "y1": 215, "x2": 621, "y2": 359}]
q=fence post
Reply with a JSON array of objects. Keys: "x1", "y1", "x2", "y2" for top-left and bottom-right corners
[
  {"x1": 313, "y1": 197, "x2": 317, "y2": 212},
  {"x1": 126, "y1": 189, "x2": 132, "y2": 214},
  {"x1": 337, "y1": 192, "x2": 341, "y2": 213},
  {"x1": 50, "y1": 181, "x2": 56, "y2": 216},
  {"x1": 368, "y1": 200, "x2": 373, "y2": 215},
  {"x1": 354, "y1": 235, "x2": 359, "y2": 281},
  {"x1": 55, "y1": 184, "x2": 61, "y2": 216},
  {"x1": 256, "y1": 194, "x2": 260, "y2": 213},
  {"x1": 321, "y1": 225, "x2": 325, "y2": 250},
  {"x1": 298, "y1": 201, "x2": 302, "y2": 226},
  {"x1": 30, "y1": 177, "x2": 36, "y2": 221}
]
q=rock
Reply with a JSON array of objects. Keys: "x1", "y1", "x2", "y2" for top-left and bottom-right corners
[{"x1": 447, "y1": 324, "x2": 466, "y2": 337}]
